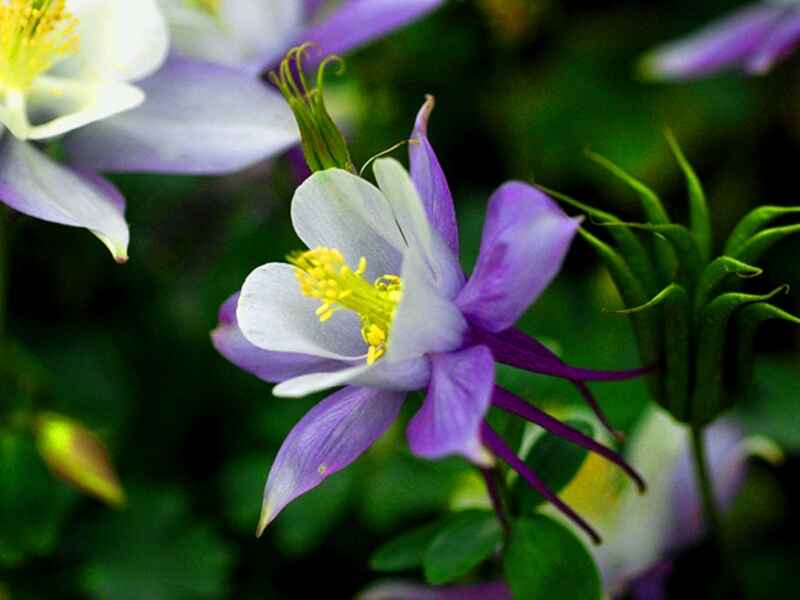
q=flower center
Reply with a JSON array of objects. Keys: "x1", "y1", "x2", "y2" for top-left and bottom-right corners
[
  {"x1": 0, "y1": 0, "x2": 79, "y2": 92},
  {"x1": 184, "y1": 0, "x2": 220, "y2": 17},
  {"x1": 290, "y1": 247, "x2": 403, "y2": 365}
]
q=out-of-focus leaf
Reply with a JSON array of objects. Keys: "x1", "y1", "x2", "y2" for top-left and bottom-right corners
[
  {"x1": 369, "y1": 521, "x2": 443, "y2": 573},
  {"x1": 423, "y1": 510, "x2": 502, "y2": 585},
  {"x1": 0, "y1": 429, "x2": 76, "y2": 567},
  {"x1": 512, "y1": 419, "x2": 594, "y2": 513},
  {"x1": 77, "y1": 485, "x2": 235, "y2": 600},
  {"x1": 504, "y1": 516, "x2": 601, "y2": 600}
]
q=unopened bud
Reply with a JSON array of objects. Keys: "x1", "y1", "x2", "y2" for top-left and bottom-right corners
[{"x1": 35, "y1": 413, "x2": 125, "y2": 508}]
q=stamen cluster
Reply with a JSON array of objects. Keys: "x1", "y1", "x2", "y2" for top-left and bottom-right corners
[
  {"x1": 0, "y1": 0, "x2": 79, "y2": 91},
  {"x1": 290, "y1": 247, "x2": 403, "y2": 365}
]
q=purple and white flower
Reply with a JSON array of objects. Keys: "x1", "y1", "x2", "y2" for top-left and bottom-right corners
[
  {"x1": 641, "y1": 1, "x2": 800, "y2": 80},
  {"x1": 212, "y1": 98, "x2": 649, "y2": 541},
  {"x1": 0, "y1": 0, "x2": 171, "y2": 261}
]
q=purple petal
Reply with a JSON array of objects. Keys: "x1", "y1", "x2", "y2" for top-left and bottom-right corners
[
  {"x1": 456, "y1": 183, "x2": 580, "y2": 333},
  {"x1": 294, "y1": 0, "x2": 445, "y2": 65},
  {"x1": 628, "y1": 562, "x2": 673, "y2": 600},
  {"x1": 359, "y1": 581, "x2": 512, "y2": 600},
  {"x1": 747, "y1": 10, "x2": 800, "y2": 73},
  {"x1": 258, "y1": 386, "x2": 405, "y2": 534},
  {"x1": 492, "y1": 387, "x2": 646, "y2": 492},
  {"x1": 668, "y1": 419, "x2": 746, "y2": 550},
  {"x1": 407, "y1": 345, "x2": 494, "y2": 465},
  {"x1": 480, "y1": 422, "x2": 601, "y2": 545},
  {"x1": 641, "y1": 4, "x2": 786, "y2": 80},
  {"x1": 211, "y1": 293, "x2": 343, "y2": 383},
  {"x1": 64, "y1": 57, "x2": 299, "y2": 175},
  {"x1": 474, "y1": 327, "x2": 652, "y2": 382},
  {"x1": 304, "y1": 0, "x2": 328, "y2": 20},
  {"x1": 0, "y1": 136, "x2": 129, "y2": 262},
  {"x1": 410, "y1": 96, "x2": 459, "y2": 257}
]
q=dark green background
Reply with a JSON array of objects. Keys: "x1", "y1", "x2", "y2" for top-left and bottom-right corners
[{"x1": 1, "y1": 1, "x2": 799, "y2": 598}]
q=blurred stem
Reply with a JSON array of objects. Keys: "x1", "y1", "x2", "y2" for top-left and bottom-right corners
[
  {"x1": 481, "y1": 468, "x2": 511, "y2": 538},
  {"x1": 690, "y1": 426, "x2": 722, "y2": 538}
]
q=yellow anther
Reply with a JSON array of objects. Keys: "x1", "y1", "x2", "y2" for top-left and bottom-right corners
[
  {"x1": 184, "y1": 0, "x2": 220, "y2": 17},
  {"x1": 0, "y1": 0, "x2": 80, "y2": 91},
  {"x1": 289, "y1": 247, "x2": 403, "y2": 365}
]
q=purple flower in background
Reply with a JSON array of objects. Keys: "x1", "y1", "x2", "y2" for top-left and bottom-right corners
[
  {"x1": 358, "y1": 581, "x2": 512, "y2": 600},
  {"x1": 212, "y1": 98, "x2": 647, "y2": 542},
  {"x1": 64, "y1": 0, "x2": 446, "y2": 175},
  {"x1": 640, "y1": 1, "x2": 800, "y2": 80}
]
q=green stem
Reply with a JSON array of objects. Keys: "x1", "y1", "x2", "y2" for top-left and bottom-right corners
[{"x1": 0, "y1": 207, "x2": 7, "y2": 339}]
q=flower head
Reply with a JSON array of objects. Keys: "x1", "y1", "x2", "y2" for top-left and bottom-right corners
[
  {"x1": 214, "y1": 98, "x2": 651, "y2": 543},
  {"x1": 640, "y1": 1, "x2": 800, "y2": 80}
]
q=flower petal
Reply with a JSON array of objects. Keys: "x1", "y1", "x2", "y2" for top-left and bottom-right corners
[
  {"x1": 61, "y1": 0, "x2": 169, "y2": 81},
  {"x1": 359, "y1": 581, "x2": 513, "y2": 600},
  {"x1": 7, "y1": 76, "x2": 144, "y2": 141},
  {"x1": 237, "y1": 262, "x2": 366, "y2": 360},
  {"x1": 639, "y1": 4, "x2": 785, "y2": 80},
  {"x1": 291, "y1": 168, "x2": 406, "y2": 278},
  {"x1": 0, "y1": 135, "x2": 128, "y2": 262},
  {"x1": 293, "y1": 0, "x2": 445, "y2": 67},
  {"x1": 258, "y1": 386, "x2": 405, "y2": 533},
  {"x1": 388, "y1": 246, "x2": 467, "y2": 362},
  {"x1": 407, "y1": 345, "x2": 494, "y2": 465},
  {"x1": 273, "y1": 356, "x2": 431, "y2": 398},
  {"x1": 63, "y1": 58, "x2": 300, "y2": 174},
  {"x1": 410, "y1": 95, "x2": 459, "y2": 257},
  {"x1": 160, "y1": 0, "x2": 303, "y2": 73},
  {"x1": 211, "y1": 292, "x2": 344, "y2": 382},
  {"x1": 456, "y1": 182, "x2": 580, "y2": 333},
  {"x1": 373, "y1": 158, "x2": 464, "y2": 298},
  {"x1": 746, "y1": 10, "x2": 800, "y2": 73}
]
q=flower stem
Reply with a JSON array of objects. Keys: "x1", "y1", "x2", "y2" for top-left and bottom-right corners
[{"x1": 0, "y1": 207, "x2": 7, "y2": 339}]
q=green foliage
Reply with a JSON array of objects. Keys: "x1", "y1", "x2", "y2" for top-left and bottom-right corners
[
  {"x1": 370, "y1": 521, "x2": 444, "y2": 573},
  {"x1": 512, "y1": 420, "x2": 593, "y2": 513},
  {"x1": 423, "y1": 510, "x2": 503, "y2": 585},
  {"x1": 504, "y1": 516, "x2": 601, "y2": 600}
]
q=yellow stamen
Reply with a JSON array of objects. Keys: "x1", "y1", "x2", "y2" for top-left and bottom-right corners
[
  {"x1": 290, "y1": 247, "x2": 403, "y2": 365},
  {"x1": 0, "y1": 0, "x2": 80, "y2": 92}
]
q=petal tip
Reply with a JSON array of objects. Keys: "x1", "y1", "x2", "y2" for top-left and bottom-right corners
[{"x1": 256, "y1": 502, "x2": 273, "y2": 538}]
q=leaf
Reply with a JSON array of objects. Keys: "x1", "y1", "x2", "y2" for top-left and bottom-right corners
[
  {"x1": 504, "y1": 515, "x2": 601, "y2": 600},
  {"x1": 724, "y1": 206, "x2": 800, "y2": 256},
  {"x1": 694, "y1": 256, "x2": 762, "y2": 315},
  {"x1": 370, "y1": 520, "x2": 443, "y2": 573},
  {"x1": 513, "y1": 419, "x2": 594, "y2": 512},
  {"x1": 664, "y1": 129, "x2": 712, "y2": 264},
  {"x1": 731, "y1": 224, "x2": 800, "y2": 265},
  {"x1": 423, "y1": 510, "x2": 502, "y2": 585}
]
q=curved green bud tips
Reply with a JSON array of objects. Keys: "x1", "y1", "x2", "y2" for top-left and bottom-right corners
[
  {"x1": 35, "y1": 413, "x2": 126, "y2": 508},
  {"x1": 270, "y1": 45, "x2": 356, "y2": 174},
  {"x1": 548, "y1": 133, "x2": 799, "y2": 426}
]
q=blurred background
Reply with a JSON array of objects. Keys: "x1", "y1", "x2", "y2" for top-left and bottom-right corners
[{"x1": 1, "y1": 0, "x2": 799, "y2": 598}]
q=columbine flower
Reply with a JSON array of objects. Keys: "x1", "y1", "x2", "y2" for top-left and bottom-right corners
[
  {"x1": 640, "y1": 1, "x2": 800, "y2": 80},
  {"x1": 62, "y1": 0, "x2": 445, "y2": 175},
  {"x1": 0, "y1": 0, "x2": 170, "y2": 260},
  {"x1": 213, "y1": 98, "x2": 648, "y2": 541},
  {"x1": 552, "y1": 407, "x2": 779, "y2": 598}
]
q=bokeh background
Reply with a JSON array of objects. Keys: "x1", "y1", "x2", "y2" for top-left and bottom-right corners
[{"x1": 1, "y1": 0, "x2": 799, "y2": 598}]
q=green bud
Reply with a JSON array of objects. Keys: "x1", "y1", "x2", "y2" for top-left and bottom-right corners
[
  {"x1": 270, "y1": 45, "x2": 356, "y2": 174},
  {"x1": 35, "y1": 413, "x2": 125, "y2": 508}
]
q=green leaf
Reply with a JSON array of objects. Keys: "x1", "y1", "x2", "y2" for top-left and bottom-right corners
[
  {"x1": 0, "y1": 429, "x2": 77, "y2": 567},
  {"x1": 735, "y1": 304, "x2": 800, "y2": 388},
  {"x1": 513, "y1": 419, "x2": 593, "y2": 512},
  {"x1": 423, "y1": 510, "x2": 502, "y2": 585},
  {"x1": 504, "y1": 516, "x2": 601, "y2": 600},
  {"x1": 665, "y1": 129, "x2": 712, "y2": 264},
  {"x1": 724, "y1": 206, "x2": 800, "y2": 256},
  {"x1": 694, "y1": 256, "x2": 762, "y2": 315},
  {"x1": 370, "y1": 520, "x2": 443, "y2": 573},
  {"x1": 730, "y1": 224, "x2": 800, "y2": 265}
]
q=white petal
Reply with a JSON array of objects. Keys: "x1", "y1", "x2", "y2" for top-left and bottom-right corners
[
  {"x1": 387, "y1": 246, "x2": 468, "y2": 362},
  {"x1": 59, "y1": 0, "x2": 169, "y2": 82},
  {"x1": 0, "y1": 136, "x2": 128, "y2": 261},
  {"x1": 237, "y1": 262, "x2": 367, "y2": 360},
  {"x1": 291, "y1": 169, "x2": 406, "y2": 279},
  {"x1": 159, "y1": 0, "x2": 303, "y2": 71},
  {"x1": 273, "y1": 355, "x2": 431, "y2": 398},
  {"x1": 18, "y1": 76, "x2": 144, "y2": 141},
  {"x1": 373, "y1": 158, "x2": 464, "y2": 298}
]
